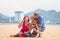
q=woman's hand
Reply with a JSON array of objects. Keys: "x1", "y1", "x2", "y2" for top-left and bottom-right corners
[
  {"x1": 18, "y1": 20, "x2": 23, "y2": 28},
  {"x1": 24, "y1": 32, "x2": 28, "y2": 34},
  {"x1": 18, "y1": 24, "x2": 21, "y2": 28}
]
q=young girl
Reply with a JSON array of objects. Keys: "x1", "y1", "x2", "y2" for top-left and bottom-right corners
[{"x1": 10, "y1": 16, "x2": 30, "y2": 37}]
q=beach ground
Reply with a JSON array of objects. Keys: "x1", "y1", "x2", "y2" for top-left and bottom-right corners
[{"x1": 0, "y1": 24, "x2": 60, "y2": 40}]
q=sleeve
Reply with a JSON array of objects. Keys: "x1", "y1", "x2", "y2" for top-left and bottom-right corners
[{"x1": 37, "y1": 17, "x2": 42, "y2": 24}]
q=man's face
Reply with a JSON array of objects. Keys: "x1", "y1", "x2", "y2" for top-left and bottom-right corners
[{"x1": 34, "y1": 15, "x2": 39, "y2": 19}]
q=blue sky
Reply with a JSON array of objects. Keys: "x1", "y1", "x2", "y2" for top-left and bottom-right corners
[{"x1": 0, "y1": 0, "x2": 60, "y2": 16}]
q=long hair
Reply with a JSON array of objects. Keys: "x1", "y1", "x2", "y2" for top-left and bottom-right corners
[{"x1": 23, "y1": 16, "x2": 30, "y2": 23}]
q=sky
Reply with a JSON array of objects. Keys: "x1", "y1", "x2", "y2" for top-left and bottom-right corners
[{"x1": 0, "y1": 0, "x2": 60, "y2": 16}]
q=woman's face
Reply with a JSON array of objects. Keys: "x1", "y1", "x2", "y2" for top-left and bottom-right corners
[{"x1": 25, "y1": 16, "x2": 29, "y2": 22}]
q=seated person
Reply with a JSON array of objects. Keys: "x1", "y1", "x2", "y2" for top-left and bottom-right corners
[
  {"x1": 10, "y1": 16, "x2": 31, "y2": 37},
  {"x1": 30, "y1": 13, "x2": 45, "y2": 37}
]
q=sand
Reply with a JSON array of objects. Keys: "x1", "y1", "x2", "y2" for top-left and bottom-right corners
[{"x1": 0, "y1": 24, "x2": 60, "y2": 40}]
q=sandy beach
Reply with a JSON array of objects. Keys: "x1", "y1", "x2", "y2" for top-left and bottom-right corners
[{"x1": 0, "y1": 24, "x2": 60, "y2": 40}]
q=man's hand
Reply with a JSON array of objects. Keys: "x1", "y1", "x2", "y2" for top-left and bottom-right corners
[{"x1": 37, "y1": 23, "x2": 42, "y2": 27}]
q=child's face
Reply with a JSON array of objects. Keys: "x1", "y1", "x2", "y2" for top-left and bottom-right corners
[{"x1": 30, "y1": 17, "x2": 34, "y2": 21}]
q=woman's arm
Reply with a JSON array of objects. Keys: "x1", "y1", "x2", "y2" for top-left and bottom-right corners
[
  {"x1": 18, "y1": 21, "x2": 23, "y2": 28},
  {"x1": 18, "y1": 23, "x2": 21, "y2": 28},
  {"x1": 25, "y1": 23, "x2": 33, "y2": 34}
]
